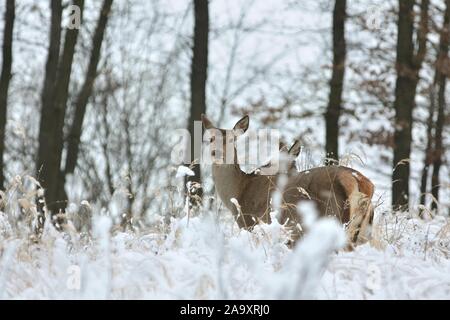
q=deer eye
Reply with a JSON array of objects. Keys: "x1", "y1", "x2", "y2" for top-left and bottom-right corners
[{"x1": 209, "y1": 136, "x2": 215, "y2": 143}]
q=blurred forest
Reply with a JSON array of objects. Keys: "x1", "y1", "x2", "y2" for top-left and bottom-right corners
[{"x1": 0, "y1": 0, "x2": 449, "y2": 233}]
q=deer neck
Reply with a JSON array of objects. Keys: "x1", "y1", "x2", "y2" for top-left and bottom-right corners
[
  {"x1": 211, "y1": 148, "x2": 244, "y2": 207},
  {"x1": 212, "y1": 162, "x2": 247, "y2": 210}
]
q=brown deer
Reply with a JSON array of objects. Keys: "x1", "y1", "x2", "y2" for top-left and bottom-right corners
[
  {"x1": 252, "y1": 140, "x2": 302, "y2": 175},
  {"x1": 202, "y1": 114, "x2": 375, "y2": 247}
]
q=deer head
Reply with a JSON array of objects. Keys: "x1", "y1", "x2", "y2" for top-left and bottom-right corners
[
  {"x1": 255, "y1": 140, "x2": 302, "y2": 175},
  {"x1": 201, "y1": 114, "x2": 249, "y2": 165}
]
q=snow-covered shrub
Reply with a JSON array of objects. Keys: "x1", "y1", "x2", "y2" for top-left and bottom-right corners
[{"x1": 0, "y1": 173, "x2": 449, "y2": 299}]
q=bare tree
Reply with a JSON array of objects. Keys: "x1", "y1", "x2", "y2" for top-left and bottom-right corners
[
  {"x1": 420, "y1": 0, "x2": 450, "y2": 212},
  {"x1": 186, "y1": 0, "x2": 209, "y2": 199},
  {"x1": 325, "y1": 0, "x2": 346, "y2": 163},
  {"x1": 431, "y1": 0, "x2": 450, "y2": 210},
  {"x1": 37, "y1": 0, "x2": 86, "y2": 220},
  {"x1": 36, "y1": 0, "x2": 63, "y2": 224},
  {"x1": 50, "y1": 0, "x2": 85, "y2": 213},
  {"x1": 65, "y1": 1, "x2": 190, "y2": 228},
  {"x1": 64, "y1": 0, "x2": 113, "y2": 179},
  {"x1": 392, "y1": 0, "x2": 429, "y2": 210},
  {"x1": 0, "y1": 0, "x2": 15, "y2": 189},
  {"x1": 419, "y1": 83, "x2": 436, "y2": 211}
]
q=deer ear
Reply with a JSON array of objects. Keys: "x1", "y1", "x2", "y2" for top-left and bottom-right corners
[
  {"x1": 288, "y1": 140, "x2": 301, "y2": 157},
  {"x1": 201, "y1": 114, "x2": 215, "y2": 129},
  {"x1": 233, "y1": 115, "x2": 249, "y2": 133}
]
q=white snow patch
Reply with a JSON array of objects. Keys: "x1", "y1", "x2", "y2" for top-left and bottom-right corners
[{"x1": 175, "y1": 166, "x2": 195, "y2": 178}]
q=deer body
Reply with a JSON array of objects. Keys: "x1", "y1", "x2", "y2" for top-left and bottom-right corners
[
  {"x1": 212, "y1": 163, "x2": 274, "y2": 227},
  {"x1": 279, "y1": 165, "x2": 374, "y2": 243},
  {"x1": 203, "y1": 115, "x2": 374, "y2": 246}
]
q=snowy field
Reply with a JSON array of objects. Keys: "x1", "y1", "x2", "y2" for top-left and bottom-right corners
[{"x1": 0, "y1": 188, "x2": 449, "y2": 299}]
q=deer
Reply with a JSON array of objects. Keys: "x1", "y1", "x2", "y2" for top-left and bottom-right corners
[
  {"x1": 201, "y1": 114, "x2": 375, "y2": 248},
  {"x1": 251, "y1": 140, "x2": 302, "y2": 175}
]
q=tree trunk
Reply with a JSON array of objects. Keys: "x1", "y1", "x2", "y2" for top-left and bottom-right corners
[
  {"x1": 64, "y1": 0, "x2": 113, "y2": 177},
  {"x1": 392, "y1": 0, "x2": 429, "y2": 210},
  {"x1": 186, "y1": 0, "x2": 209, "y2": 200},
  {"x1": 36, "y1": 0, "x2": 63, "y2": 222},
  {"x1": 423, "y1": 0, "x2": 450, "y2": 212},
  {"x1": 0, "y1": 0, "x2": 15, "y2": 190},
  {"x1": 46, "y1": 0, "x2": 85, "y2": 215},
  {"x1": 431, "y1": 0, "x2": 450, "y2": 210},
  {"x1": 325, "y1": 0, "x2": 346, "y2": 164},
  {"x1": 419, "y1": 85, "x2": 435, "y2": 212},
  {"x1": 431, "y1": 75, "x2": 447, "y2": 210}
]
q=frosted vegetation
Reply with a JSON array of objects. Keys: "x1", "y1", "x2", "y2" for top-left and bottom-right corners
[{"x1": 0, "y1": 174, "x2": 449, "y2": 299}]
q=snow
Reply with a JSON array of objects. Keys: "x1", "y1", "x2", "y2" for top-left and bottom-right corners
[
  {"x1": 0, "y1": 206, "x2": 449, "y2": 299},
  {"x1": 175, "y1": 166, "x2": 195, "y2": 178}
]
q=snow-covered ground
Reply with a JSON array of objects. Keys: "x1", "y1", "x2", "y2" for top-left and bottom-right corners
[{"x1": 0, "y1": 199, "x2": 449, "y2": 299}]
